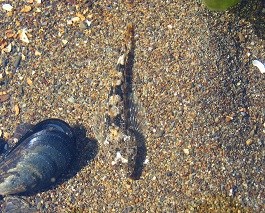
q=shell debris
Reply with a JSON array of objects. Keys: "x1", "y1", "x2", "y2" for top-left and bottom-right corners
[
  {"x1": 18, "y1": 29, "x2": 30, "y2": 44},
  {"x1": 2, "y1": 4, "x2": 13, "y2": 12},
  {"x1": 252, "y1": 60, "x2": 265, "y2": 74}
]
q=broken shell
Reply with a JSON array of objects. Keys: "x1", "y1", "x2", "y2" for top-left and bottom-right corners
[
  {"x1": 2, "y1": 4, "x2": 13, "y2": 12},
  {"x1": 18, "y1": 29, "x2": 30, "y2": 44},
  {"x1": 252, "y1": 60, "x2": 265, "y2": 74}
]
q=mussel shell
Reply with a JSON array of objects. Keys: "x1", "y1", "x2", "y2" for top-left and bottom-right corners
[
  {"x1": 0, "y1": 138, "x2": 6, "y2": 154},
  {"x1": 0, "y1": 119, "x2": 76, "y2": 195}
]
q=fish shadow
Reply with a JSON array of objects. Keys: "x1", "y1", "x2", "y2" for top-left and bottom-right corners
[
  {"x1": 129, "y1": 128, "x2": 147, "y2": 180},
  {"x1": 69, "y1": 124, "x2": 99, "y2": 175},
  {"x1": 125, "y1": 25, "x2": 147, "y2": 180},
  {"x1": 46, "y1": 124, "x2": 99, "y2": 192}
]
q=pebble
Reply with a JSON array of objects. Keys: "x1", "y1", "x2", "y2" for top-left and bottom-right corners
[
  {"x1": 245, "y1": 139, "x2": 253, "y2": 146},
  {"x1": 0, "y1": 93, "x2": 9, "y2": 103},
  {"x1": 13, "y1": 55, "x2": 22, "y2": 71},
  {"x1": 67, "y1": 97, "x2": 75, "y2": 103},
  {"x1": 155, "y1": 129, "x2": 165, "y2": 138},
  {"x1": 79, "y1": 21, "x2": 87, "y2": 30},
  {"x1": 21, "y1": 5, "x2": 32, "y2": 13},
  {"x1": 14, "y1": 104, "x2": 20, "y2": 116},
  {"x1": 62, "y1": 39, "x2": 68, "y2": 45},
  {"x1": 26, "y1": 77, "x2": 33, "y2": 86},
  {"x1": 183, "y1": 148, "x2": 190, "y2": 155},
  {"x1": 35, "y1": 50, "x2": 42, "y2": 56}
]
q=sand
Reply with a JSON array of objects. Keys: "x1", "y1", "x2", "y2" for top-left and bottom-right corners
[{"x1": 0, "y1": 0, "x2": 264, "y2": 212}]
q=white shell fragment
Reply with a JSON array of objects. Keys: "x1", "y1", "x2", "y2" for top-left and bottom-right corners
[
  {"x1": 2, "y1": 43, "x2": 12, "y2": 53},
  {"x1": 252, "y1": 60, "x2": 265, "y2": 74},
  {"x1": 19, "y1": 29, "x2": 30, "y2": 43},
  {"x1": 2, "y1": 3, "x2": 13, "y2": 11},
  {"x1": 117, "y1": 54, "x2": 126, "y2": 65},
  {"x1": 85, "y1": 20, "x2": 92, "y2": 27},
  {"x1": 111, "y1": 151, "x2": 128, "y2": 165}
]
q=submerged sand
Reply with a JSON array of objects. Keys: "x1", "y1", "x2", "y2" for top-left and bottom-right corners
[{"x1": 0, "y1": 0, "x2": 264, "y2": 212}]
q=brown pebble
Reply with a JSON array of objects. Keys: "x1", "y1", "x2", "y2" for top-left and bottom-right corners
[
  {"x1": 0, "y1": 94, "x2": 10, "y2": 103},
  {"x1": 238, "y1": 32, "x2": 244, "y2": 42},
  {"x1": 225, "y1": 115, "x2": 234, "y2": 122}
]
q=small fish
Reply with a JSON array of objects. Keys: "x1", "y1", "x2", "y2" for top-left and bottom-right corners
[{"x1": 100, "y1": 24, "x2": 146, "y2": 179}]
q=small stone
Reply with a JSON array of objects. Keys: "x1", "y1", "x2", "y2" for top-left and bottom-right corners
[
  {"x1": 62, "y1": 39, "x2": 68, "y2": 45},
  {"x1": 183, "y1": 148, "x2": 189, "y2": 155},
  {"x1": 225, "y1": 115, "x2": 234, "y2": 122},
  {"x1": 167, "y1": 24, "x2": 173, "y2": 29},
  {"x1": 238, "y1": 32, "x2": 244, "y2": 42},
  {"x1": 3, "y1": 132, "x2": 9, "y2": 140},
  {"x1": 5, "y1": 29, "x2": 15, "y2": 38},
  {"x1": 72, "y1": 17, "x2": 80, "y2": 23},
  {"x1": 26, "y1": 77, "x2": 33, "y2": 86},
  {"x1": 245, "y1": 139, "x2": 253, "y2": 146},
  {"x1": 21, "y1": 5, "x2": 32, "y2": 12},
  {"x1": 35, "y1": 50, "x2": 42, "y2": 56},
  {"x1": 67, "y1": 97, "x2": 75, "y2": 103},
  {"x1": 0, "y1": 93, "x2": 9, "y2": 103},
  {"x1": 14, "y1": 104, "x2": 20, "y2": 116},
  {"x1": 50, "y1": 177, "x2": 56, "y2": 182},
  {"x1": 79, "y1": 21, "x2": 87, "y2": 30},
  {"x1": 0, "y1": 38, "x2": 8, "y2": 49},
  {"x1": 13, "y1": 55, "x2": 22, "y2": 70},
  {"x1": 155, "y1": 129, "x2": 165, "y2": 137},
  {"x1": 76, "y1": 13, "x2": 85, "y2": 21}
]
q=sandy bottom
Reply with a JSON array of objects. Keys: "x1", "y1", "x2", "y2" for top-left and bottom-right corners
[{"x1": 0, "y1": 0, "x2": 264, "y2": 212}]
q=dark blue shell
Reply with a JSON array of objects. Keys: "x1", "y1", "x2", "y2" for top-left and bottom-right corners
[
  {"x1": 0, "y1": 138, "x2": 6, "y2": 154},
  {"x1": 0, "y1": 119, "x2": 76, "y2": 195}
]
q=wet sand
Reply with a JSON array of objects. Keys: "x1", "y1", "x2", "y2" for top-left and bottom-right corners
[{"x1": 0, "y1": 0, "x2": 264, "y2": 212}]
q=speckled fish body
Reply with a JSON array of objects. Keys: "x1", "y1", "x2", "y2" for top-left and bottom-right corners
[
  {"x1": 0, "y1": 119, "x2": 75, "y2": 196},
  {"x1": 104, "y1": 24, "x2": 139, "y2": 178}
]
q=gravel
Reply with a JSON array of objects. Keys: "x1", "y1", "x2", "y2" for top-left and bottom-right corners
[{"x1": 0, "y1": 0, "x2": 264, "y2": 212}]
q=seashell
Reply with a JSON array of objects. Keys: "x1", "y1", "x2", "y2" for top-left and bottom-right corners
[
  {"x1": 2, "y1": 4, "x2": 13, "y2": 12},
  {"x1": 0, "y1": 119, "x2": 76, "y2": 195},
  {"x1": 0, "y1": 138, "x2": 7, "y2": 158},
  {"x1": 252, "y1": 60, "x2": 265, "y2": 74}
]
